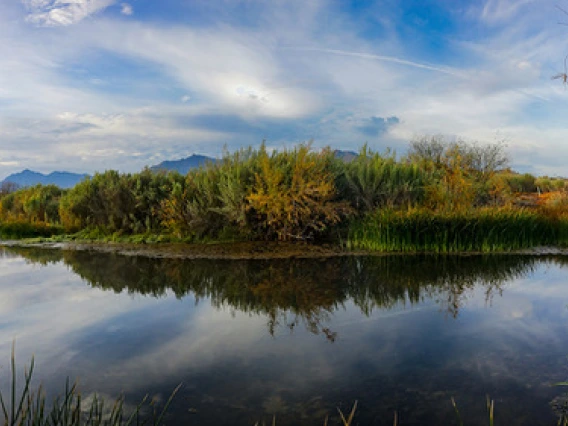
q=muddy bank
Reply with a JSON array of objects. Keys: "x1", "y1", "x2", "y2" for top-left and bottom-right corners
[
  {"x1": 0, "y1": 240, "x2": 362, "y2": 260},
  {"x1": 1, "y1": 239, "x2": 568, "y2": 260}
]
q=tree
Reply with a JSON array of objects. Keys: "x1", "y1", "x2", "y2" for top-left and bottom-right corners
[
  {"x1": 247, "y1": 144, "x2": 349, "y2": 240},
  {"x1": 0, "y1": 181, "x2": 19, "y2": 198},
  {"x1": 407, "y1": 136, "x2": 509, "y2": 207}
]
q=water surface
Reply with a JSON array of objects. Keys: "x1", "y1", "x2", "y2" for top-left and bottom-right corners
[{"x1": 1, "y1": 247, "x2": 568, "y2": 425}]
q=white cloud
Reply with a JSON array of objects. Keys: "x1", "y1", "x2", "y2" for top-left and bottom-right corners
[
  {"x1": 1, "y1": 0, "x2": 568, "y2": 177},
  {"x1": 120, "y1": 2, "x2": 132, "y2": 16},
  {"x1": 81, "y1": 21, "x2": 322, "y2": 119},
  {"x1": 22, "y1": 0, "x2": 115, "y2": 26},
  {"x1": 0, "y1": 106, "x2": 230, "y2": 179}
]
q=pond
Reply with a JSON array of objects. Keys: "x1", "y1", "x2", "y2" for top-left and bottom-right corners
[{"x1": 1, "y1": 247, "x2": 568, "y2": 425}]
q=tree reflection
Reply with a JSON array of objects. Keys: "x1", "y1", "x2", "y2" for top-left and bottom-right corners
[
  {"x1": 5, "y1": 247, "x2": 563, "y2": 340},
  {"x1": 0, "y1": 246, "x2": 62, "y2": 265}
]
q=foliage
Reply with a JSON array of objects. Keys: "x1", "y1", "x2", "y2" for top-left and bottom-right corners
[
  {"x1": 537, "y1": 191, "x2": 568, "y2": 220},
  {"x1": 160, "y1": 147, "x2": 261, "y2": 240},
  {"x1": 247, "y1": 144, "x2": 348, "y2": 240},
  {"x1": 407, "y1": 136, "x2": 509, "y2": 208},
  {"x1": 407, "y1": 135, "x2": 508, "y2": 179},
  {"x1": 160, "y1": 167, "x2": 223, "y2": 239},
  {"x1": 0, "y1": 185, "x2": 63, "y2": 224},
  {"x1": 339, "y1": 145, "x2": 427, "y2": 214},
  {"x1": 0, "y1": 221, "x2": 64, "y2": 239},
  {"x1": 347, "y1": 207, "x2": 568, "y2": 253},
  {"x1": 59, "y1": 170, "x2": 180, "y2": 234},
  {"x1": 505, "y1": 173, "x2": 537, "y2": 193},
  {"x1": 536, "y1": 176, "x2": 566, "y2": 193},
  {"x1": 0, "y1": 182, "x2": 19, "y2": 198},
  {"x1": 422, "y1": 147, "x2": 477, "y2": 212},
  {"x1": 4, "y1": 139, "x2": 568, "y2": 251}
]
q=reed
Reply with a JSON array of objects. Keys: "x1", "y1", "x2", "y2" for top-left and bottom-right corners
[
  {"x1": 346, "y1": 207, "x2": 568, "y2": 253},
  {"x1": 0, "y1": 221, "x2": 64, "y2": 239},
  {"x1": 0, "y1": 347, "x2": 179, "y2": 426},
  {"x1": 0, "y1": 349, "x2": 556, "y2": 426}
]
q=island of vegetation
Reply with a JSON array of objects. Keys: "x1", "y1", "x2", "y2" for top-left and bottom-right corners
[{"x1": 1, "y1": 136, "x2": 567, "y2": 254}]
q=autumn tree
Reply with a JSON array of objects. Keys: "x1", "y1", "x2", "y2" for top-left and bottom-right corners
[
  {"x1": 247, "y1": 144, "x2": 349, "y2": 241},
  {"x1": 0, "y1": 184, "x2": 63, "y2": 223},
  {"x1": 407, "y1": 136, "x2": 509, "y2": 209}
]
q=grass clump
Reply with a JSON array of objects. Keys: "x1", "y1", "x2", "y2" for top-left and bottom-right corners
[
  {"x1": 0, "y1": 348, "x2": 179, "y2": 426},
  {"x1": 2, "y1": 138, "x2": 568, "y2": 252},
  {"x1": 346, "y1": 208, "x2": 568, "y2": 253},
  {"x1": 0, "y1": 222, "x2": 65, "y2": 240}
]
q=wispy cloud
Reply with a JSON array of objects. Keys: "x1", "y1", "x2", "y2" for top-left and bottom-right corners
[
  {"x1": 291, "y1": 47, "x2": 466, "y2": 77},
  {"x1": 1, "y1": 0, "x2": 567, "y2": 178},
  {"x1": 22, "y1": 0, "x2": 115, "y2": 26},
  {"x1": 480, "y1": 0, "x2": 535, "y2": 24}
]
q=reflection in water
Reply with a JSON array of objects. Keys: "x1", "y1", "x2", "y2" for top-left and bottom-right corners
[
  {"x1": 2, "y1": 247, "x2": 568, "y2": 425},
  {"x1": 2, "y1": 247, "x2": 547, "y2": 340}
]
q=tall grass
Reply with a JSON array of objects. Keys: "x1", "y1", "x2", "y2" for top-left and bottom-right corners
[
  {"x1": 3, "y1": 141, "x2": 568, "y2": 251},
  {"x1": 0, "y1": 222, "x2": 65, "y2": 239},
  {"x1": 3, "y1": 347, "x2": 564, "y2": 425},
  {"x1": 0, "y1": 348, "x2": 179, "y2": 426},
  {"x1": 346, "y1": 208, "x2": 568, "y2": 253},
  {"x1": 339, "y1": 146, "x2": 427, "y2": 213}
]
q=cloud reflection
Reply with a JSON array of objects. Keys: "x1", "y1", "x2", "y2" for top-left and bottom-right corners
[{"x1": 1, "y1": 249, "x2": 568, "y2": 424}]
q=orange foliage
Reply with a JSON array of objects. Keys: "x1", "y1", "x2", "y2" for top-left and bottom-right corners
[{"x1": 247, "y1": 145, "x2": 349, "y2": 240}]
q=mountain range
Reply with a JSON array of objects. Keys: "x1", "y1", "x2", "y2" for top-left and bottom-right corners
[
  {"x1": 1, "y1": 150, "x2": 358, "y2": 189},
  {"x1": 2, "y1": 170, "x2": 89, "y2": 189},
  {"x1": 149, "y1": 154, "x2": 218, "y2": 174}
]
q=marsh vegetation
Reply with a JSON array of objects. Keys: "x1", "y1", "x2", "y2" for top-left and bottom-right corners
[{"x1": 2, "y1": 138, "x2": 568, "y2": 252}]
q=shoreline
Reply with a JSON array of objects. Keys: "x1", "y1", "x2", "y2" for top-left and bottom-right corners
[
  {"x1": 2, "y1": 240, "x2": 568, "y2": 260},
  {"x1": 0, "y1": 240, "x2": 359, "y2": 260}
]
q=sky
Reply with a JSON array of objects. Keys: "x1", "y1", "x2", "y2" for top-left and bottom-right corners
[{"x1": 1, "y1": 0, "x2": 568, "y2": 179}]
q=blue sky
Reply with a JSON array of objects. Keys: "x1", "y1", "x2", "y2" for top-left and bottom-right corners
[{"x1": 1, "y1": 0, "x2": 567, "y2": 179}]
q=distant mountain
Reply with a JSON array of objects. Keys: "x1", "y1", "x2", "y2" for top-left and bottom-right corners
[
  {"x1": 150, "y1": 151, "x2": 359, "y2": 175},
  {"x1": 2, "y1": 170, "x2": 88, "y2": 189},
  {"x1": 1, "y1": 150, "x2": 357, "y2": 189},
  {"x1": 334, "y1": 150, "x2": 358, "y2": 162},
  {"x1": 150, "y1": 154, "x2": 218, "y2": 174}
]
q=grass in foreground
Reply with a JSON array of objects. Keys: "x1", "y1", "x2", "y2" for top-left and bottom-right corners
[
  {"x1": 3, "y1": 349, "x2": 568, "y2": 425},
  {"x1": 0, "y1": 348, "x2": 179, "y2": 426}
]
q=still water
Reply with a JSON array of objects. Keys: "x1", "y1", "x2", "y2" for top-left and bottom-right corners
[{"x1": 1, "y1": 247, "x2": 568, "y2": 425}]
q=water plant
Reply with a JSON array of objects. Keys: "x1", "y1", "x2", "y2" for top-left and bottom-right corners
[
  {"x1": 0, "y1": 347, "x2": 179, "y2": 426},
  {"x1": 347, "y1": 207, "x2": 568, "y2": 253},
  {"x1": 0, "y1": 221, "x2": 64, "y2": 239},
  {"x1": 2, "y1": 139, "x2": 568, "y2": 252}
]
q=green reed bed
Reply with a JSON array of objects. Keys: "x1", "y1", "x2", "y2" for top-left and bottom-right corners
[
  {"x1": 346, "y1": 208, "x2": 568, "y2": 253},
  {"x1": 0, "y1": 221, "x2": 64, "y2": 240}
]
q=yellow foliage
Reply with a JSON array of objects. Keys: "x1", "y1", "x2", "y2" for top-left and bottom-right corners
[
  {"x1": 537, "y1": 191, "x2": 568, "y2": 219},
  {"x1": 247, "y1": 145, "x2": 348, "y2": 240},
  {"x1": 424, "y1": 153, "x2": 476, "y2": 212}
]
